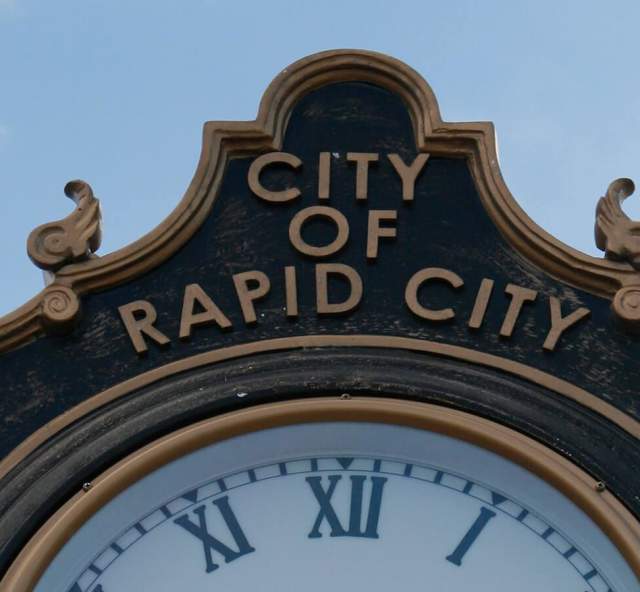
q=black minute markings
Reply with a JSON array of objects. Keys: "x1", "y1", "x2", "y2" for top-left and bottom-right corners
[{"x1": 68, "y1": 456, "x2": 614, "y2": 592}]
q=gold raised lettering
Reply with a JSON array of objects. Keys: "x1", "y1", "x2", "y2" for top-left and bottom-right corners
[
  {"x1": 387, "y1": 153, "x2": 429, "y2": 201},
  {"x1": 179, "y1": 283, "x2": 232, "y2": 340},
  {"x1": 405, "y1": 268, "x2": 464, "y2": 321},
  {"x1": 468, "y1": 278, "x2": 495, "y2": 329},
  {"x1": 500, "y1": 284, "x2": 537, "y2": 338},
  {"x1": 346, "y1": 152, "x2": 378, "y2": 200},
  {"x1": 233, "y1": 270, "x2": 271, "y2": 324},
  {"x1": 289, "y1": 206, "x2": 349, "y2": 258},
  {"x1": 367, "y1": 210, "x2": 398, "y2": 260},
  {"x1": 543, "y1": 297, "x2": 590, "y2": 351},
  {"x1": 248, "y1": 152, "x2": 302, "y2": 203},
  {"x1": 285, "y1": 266, "x2": 299, "y2": 318},
  {"x1": 118, "y1": 300, "x2": 170, "y2": 354},
  {"x1": 316, "y1": 263, "x2": 363, "y2": 315},
  {"x1": 318, "y1": 152, "x2": 331, "y2": 200}
]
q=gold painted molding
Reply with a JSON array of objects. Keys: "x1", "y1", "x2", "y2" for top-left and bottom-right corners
[
  {"x1": 0, "y1": 334, "x2": 638, "y2": 484},
  {"x1": 2, "y1": 397, "x2": 639, "y2": 590},
  {"x1": 0, "y1": 48, "x2": 636, "y2": 351}
]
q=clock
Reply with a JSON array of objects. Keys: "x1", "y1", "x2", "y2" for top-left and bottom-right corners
[{"x1": 2, "y1": 398, "x2": 639, "y2": 592}]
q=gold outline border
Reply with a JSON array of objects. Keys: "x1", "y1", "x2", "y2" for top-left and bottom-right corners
[
  {"x1": 0, "y1": 335, "x2": 637, "y2": 483},
  {"x1": 1, "y1": 397, "x2": 639, "y2": 591},
  {"x1": 0, "y1": 48, "x2": 635, "y2": 352}
]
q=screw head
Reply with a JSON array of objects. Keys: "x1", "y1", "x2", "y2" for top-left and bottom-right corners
[
  {"x1": 595, "y1": 481, "x2": 606, "y2": 493},
  {"x1": 82, "y1": 482, "x2": 93, "y2": 492}
]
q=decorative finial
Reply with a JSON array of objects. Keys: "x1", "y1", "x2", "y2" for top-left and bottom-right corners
[
  {"x1": 596, "y1": 178, "x2": 640, "y2": 333},
  {"x1": 595, "y1": 178, "x2": 640, "y2": 268},
  {"x1": 27, "y1": 180, "x2": 102, "y2": 272}
]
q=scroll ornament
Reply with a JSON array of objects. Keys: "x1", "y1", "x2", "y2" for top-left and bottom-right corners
[
  {"x1": 41, "y1": 285, "x2": 80, "y2": 331},
  {"x1": 595, "y1": 178, "x2": 640, "y2": 332},
  {"x1": 27, "y1": 180, "x2": 101, "y2": 332},
  {"x1": 27, "y1": 180, "x2": 102, "y2": 272}
]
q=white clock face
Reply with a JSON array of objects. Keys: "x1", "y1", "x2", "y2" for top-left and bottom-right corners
[{"x1": 33, "y1": 418, "x2": 638, "y2": 592}]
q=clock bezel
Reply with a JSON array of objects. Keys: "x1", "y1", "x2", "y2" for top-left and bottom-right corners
[{"x1": 1, "y1": 396, "x2": 639, "y2": 591}]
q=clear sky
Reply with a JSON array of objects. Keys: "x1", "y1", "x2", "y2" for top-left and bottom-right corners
[{"x1": 1, "y1": 0, "x2": 639, "y2": 316}]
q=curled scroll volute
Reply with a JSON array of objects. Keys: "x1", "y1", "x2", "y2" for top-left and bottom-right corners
[
  {"x1": 595, "y1": 178, "x2": 640, "y2": 333},
  {"x1": 27, "y1": 180, "x2": 102, "y2": 272},
  {"x1": 595, "y1": 178, "x2": 640, "y2": 269}
]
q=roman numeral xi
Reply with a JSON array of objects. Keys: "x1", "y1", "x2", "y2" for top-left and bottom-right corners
[
  {"x1": 306, "y1": 474, "x2": 388, "y2": 539},
  {"x1": 174, "y1": 496, "x2": 255, "y2": 573}
]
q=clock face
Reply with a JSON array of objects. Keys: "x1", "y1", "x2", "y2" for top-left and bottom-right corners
[{"x1": 24, "y1": 402, "x2": 639, "y2": 592}]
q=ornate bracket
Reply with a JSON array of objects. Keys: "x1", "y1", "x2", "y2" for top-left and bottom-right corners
[
  {"x1": 595, "y1": 178, "x2": 640, "y2": 266},
  {"x1": 23, "y1": 180, "x2": 101, "y2": 334},
  {"x1": 27, "y1": 180, "x2": 102, "y2": 272},
  {"x1": 595, "y1": 178, "x2": 640, "y2": 332}
]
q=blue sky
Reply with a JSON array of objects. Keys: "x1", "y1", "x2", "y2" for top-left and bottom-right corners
[{"x1": 1, "y1": 0, "x2": 639, "y2": 316}]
